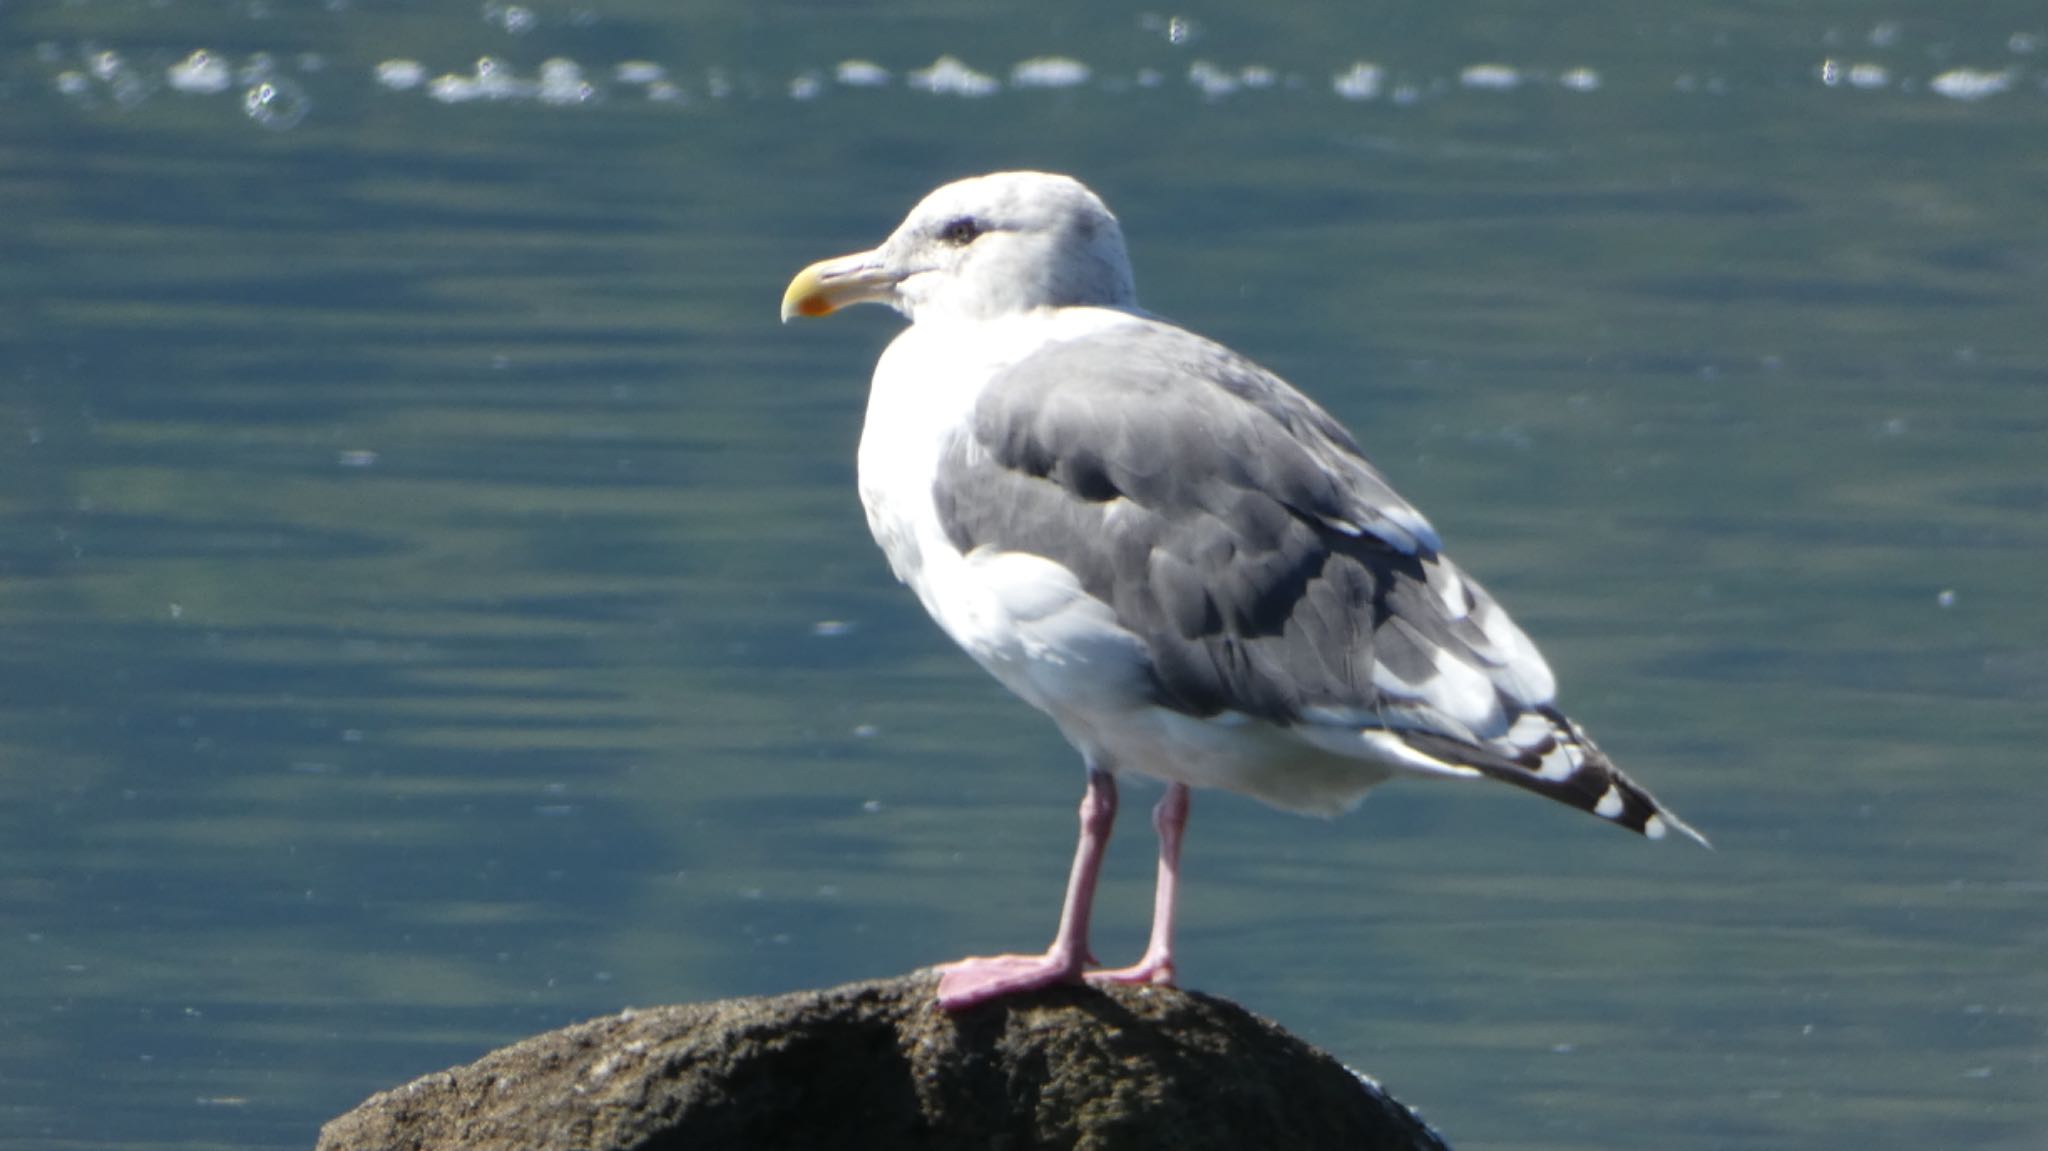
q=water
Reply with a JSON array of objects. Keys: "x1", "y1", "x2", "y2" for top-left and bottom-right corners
[{"x1": 3, "y1": 3, "x2": 2044, "y2": 1148}]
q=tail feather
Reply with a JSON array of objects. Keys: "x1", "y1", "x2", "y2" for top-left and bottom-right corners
[{"x1": 1399, "y1": 705, "x2": 1708, "y2": 847}]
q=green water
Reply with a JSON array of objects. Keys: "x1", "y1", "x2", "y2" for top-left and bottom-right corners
[{"x1": 3, "y1": 3, "x2": 2043, "y2": 1148}]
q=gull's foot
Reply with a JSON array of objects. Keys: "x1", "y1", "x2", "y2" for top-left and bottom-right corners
[
  {"x1": 1085, "y1": 954, "x2": 1176, "y2": 988},
  {"x1": 935, "y1": 952, "x2": 1085, "y2": 1010}
]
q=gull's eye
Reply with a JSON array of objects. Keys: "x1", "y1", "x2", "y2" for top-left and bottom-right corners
[{"x1": 938, "y1": 217, "x2": 982, "y2": 246}]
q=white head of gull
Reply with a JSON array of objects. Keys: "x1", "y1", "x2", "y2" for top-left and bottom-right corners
[{"x1": 782, "y1": 170, "x2": 1705, "y2": 1011}]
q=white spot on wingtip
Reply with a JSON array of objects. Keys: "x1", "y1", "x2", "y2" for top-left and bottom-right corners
[
  {"x1": 1594, "y1": 785, "x2": 1625, "y2": 819},
  {"x1": 1644, "y1": 813, "x2": 1668, "y2": 840},
  {"x1": 1505, "y1": 710, "x2": 1552, "y2": 746},
  {"x1": 1535, "y1": 746, "x2": 1577, "y2": 781}
]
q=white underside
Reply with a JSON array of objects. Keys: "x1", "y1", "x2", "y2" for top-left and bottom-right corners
[{"x1": 856, "y1": 306, "x2": 1478, "y2": 817}]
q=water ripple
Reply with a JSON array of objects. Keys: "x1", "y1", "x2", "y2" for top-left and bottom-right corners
[{"x1": 24, "y1": 33, "x2": 2046, "y2": 128}]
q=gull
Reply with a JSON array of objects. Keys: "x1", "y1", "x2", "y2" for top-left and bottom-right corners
[{"x1": 781, "y1": 171, "x2": 1704, "y2": 1010}]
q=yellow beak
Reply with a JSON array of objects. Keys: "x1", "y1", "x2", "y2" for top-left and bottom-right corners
[{"x1": 780, "y1": 250, "x2": 899, "y2": 322}]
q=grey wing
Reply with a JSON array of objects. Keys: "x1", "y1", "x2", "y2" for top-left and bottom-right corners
[{"x1": 934, "y1": 319, "x2": 1702, "y2": 842}]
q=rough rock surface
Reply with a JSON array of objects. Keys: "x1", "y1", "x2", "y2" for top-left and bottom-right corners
[{"x1": 317, "y1": 971, "x2": 1451, "y2": 1151}]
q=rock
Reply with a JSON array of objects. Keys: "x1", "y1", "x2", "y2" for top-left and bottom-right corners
[{"x1": 317, "y1": 971, "x2": 1452, "y2": 1151}]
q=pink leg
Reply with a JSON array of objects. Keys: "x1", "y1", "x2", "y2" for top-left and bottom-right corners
[
  {"x1": 935, "y1": 769, "x2": 1118, "y2": 1010},
  {"x1": 1089, "y1": 782, "x2": 1189, "y2": 988}
]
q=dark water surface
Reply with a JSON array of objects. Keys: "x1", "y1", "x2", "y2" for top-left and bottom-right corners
[{"x1": 3, "y1": 3, "x2": 2044, "y2": 1148}]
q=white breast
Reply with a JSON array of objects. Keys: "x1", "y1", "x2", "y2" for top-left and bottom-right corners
[
  {"x1": 855, "y1": 308, "x2": 1155, "y2": 702},
  {"x1": 854, "y1": 306, "x2": 1135, "y2": 609}
]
